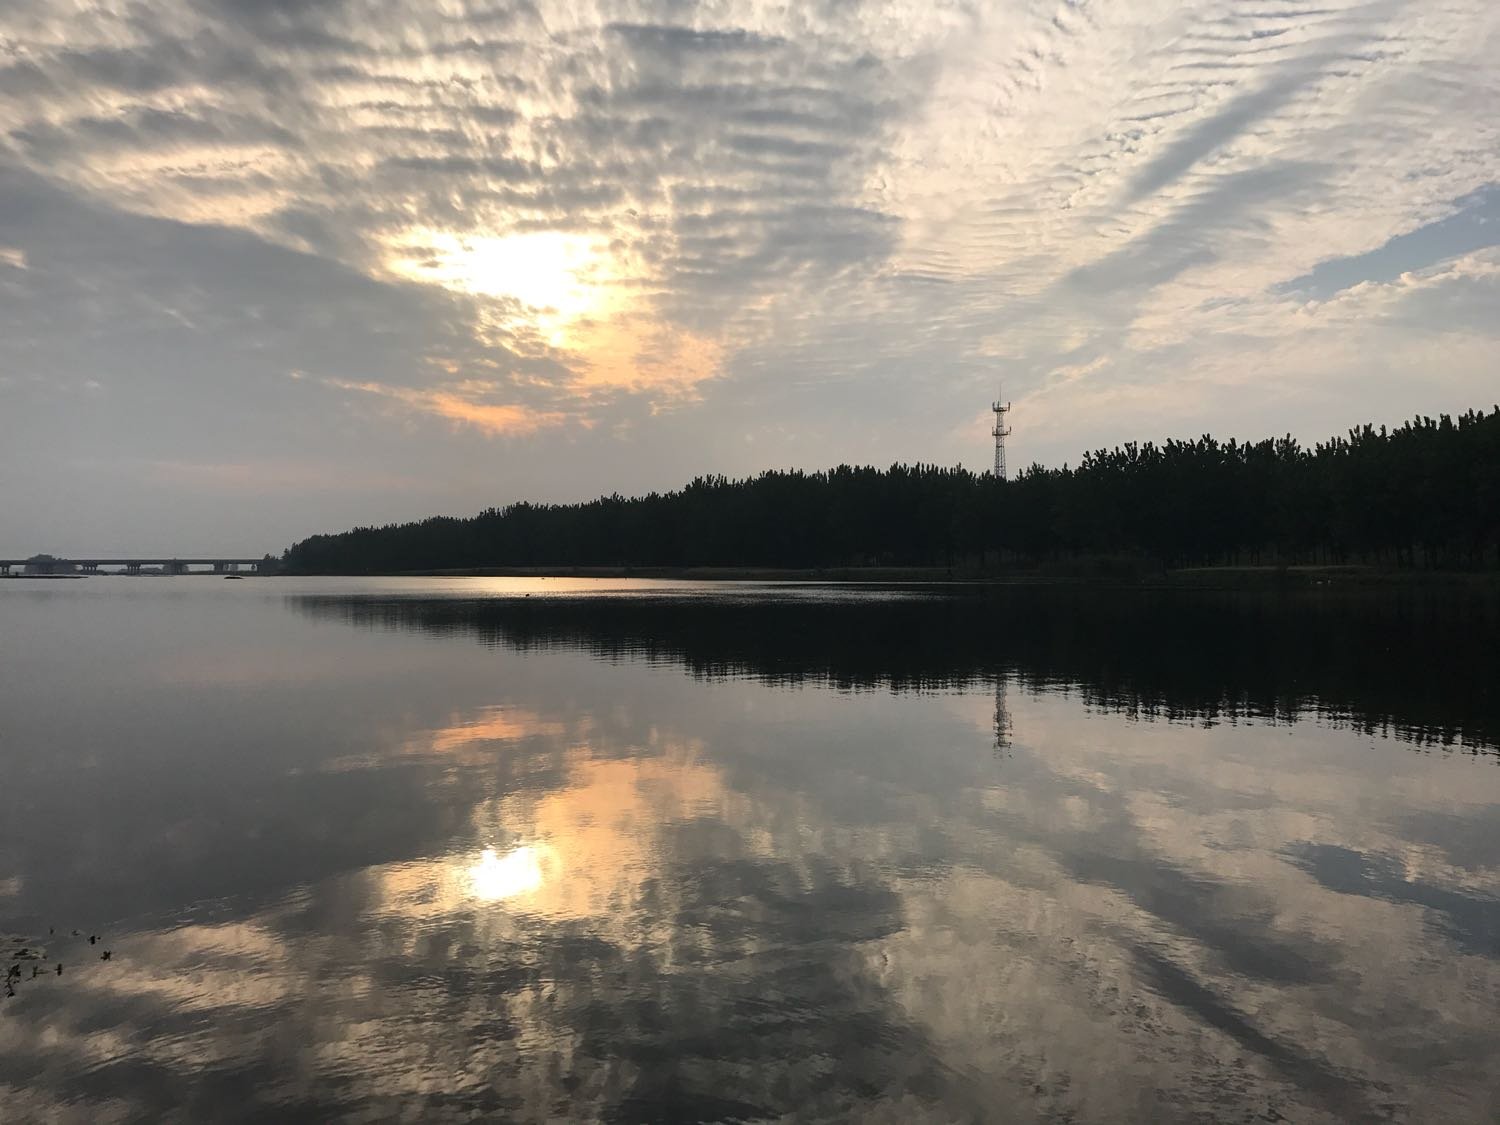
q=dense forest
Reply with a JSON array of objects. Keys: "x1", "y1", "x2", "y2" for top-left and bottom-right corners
[{"x1": 283, "y1": 408, "x2": 1500, "y2": 573}]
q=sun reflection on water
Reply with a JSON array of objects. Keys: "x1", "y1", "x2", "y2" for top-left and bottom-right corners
[{"x1": 468, "y1": 844, "x2": 548, "y2": 902}]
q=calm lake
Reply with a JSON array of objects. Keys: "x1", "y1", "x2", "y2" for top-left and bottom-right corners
[{"x1": 2, "y1": 578, "x2": 1498, "y2": 1123}]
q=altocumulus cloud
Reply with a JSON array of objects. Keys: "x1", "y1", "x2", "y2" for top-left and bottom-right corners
[{"x1": 0, "y1": 0, "x2": 1496, "y2": 554}]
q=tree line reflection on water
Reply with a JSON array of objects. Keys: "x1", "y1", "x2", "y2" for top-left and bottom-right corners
[{"x1": 291, "y1": 586, "x2": 1500, "y2": 757}]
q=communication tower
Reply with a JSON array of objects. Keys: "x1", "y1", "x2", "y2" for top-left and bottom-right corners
[{"x1": 991, "y1": 391, "x2": 1013, "y2": 479}]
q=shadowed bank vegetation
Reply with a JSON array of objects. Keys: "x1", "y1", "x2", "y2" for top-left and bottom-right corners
[{"x1": 284, "y1": 408, "x2": 1500, "y2": 574}]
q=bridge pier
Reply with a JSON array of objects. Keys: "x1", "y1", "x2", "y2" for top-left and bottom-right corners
[
  {"x1": 126, "y1": 563, "x2": 141, "y2": 576},
  {"x1": 0, "y1": 563, "x2": 9, "y2": 576}
]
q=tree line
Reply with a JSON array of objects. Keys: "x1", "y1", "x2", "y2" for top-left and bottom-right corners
[{"x1": 283, "y1": 407, "x2": 1500, "y2": 573}]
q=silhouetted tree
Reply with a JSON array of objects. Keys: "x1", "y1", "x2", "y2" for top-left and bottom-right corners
[{"x1": 282, "y1": 407, "x2": 1500, "y2": 574}]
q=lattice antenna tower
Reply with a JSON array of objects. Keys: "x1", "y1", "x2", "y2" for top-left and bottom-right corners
[{"x1": 991, "y1": 389, "x2": 1013, "y2": 479}]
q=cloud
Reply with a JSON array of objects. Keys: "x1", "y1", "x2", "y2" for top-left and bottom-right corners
[
  {"x1": 0, "y1": 0, "x2": 1496, "y2": 551},
  {"x1": 1121, "y1": 68, "x2": 1318, "y2": 205},
  {"x1": 1281, "y1": 185, "x2": 1500, "y2": 298},
  {"x1": 1066, "y1": 161, "x2": 1323, "y2": 296},
  {"x1": 317, "y1": 376, "x2": 569, "y2": 436},
  {"x1": 137, "y1": 456, "x2": 429, "y2": 494}
]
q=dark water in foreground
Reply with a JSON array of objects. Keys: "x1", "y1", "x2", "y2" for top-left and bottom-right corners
[{"x1": 1, "y1": 578, "x2": 1498, "y2": 1123}]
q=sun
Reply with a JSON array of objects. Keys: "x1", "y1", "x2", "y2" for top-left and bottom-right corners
[{"x1": 391, "y1": 229, "x2": 611, "y2": 324}]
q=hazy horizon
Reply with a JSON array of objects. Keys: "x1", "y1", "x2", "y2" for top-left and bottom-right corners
[{"x1": 3, "y1": 1, "x2": 1497, "y2": 556}]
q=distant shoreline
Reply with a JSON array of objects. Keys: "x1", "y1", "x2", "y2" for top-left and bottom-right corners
[
  {"x1": 6, "y1": 565, "x2": 1493, "y2": 589},
  {"x1": 283, "y1": 564, "x2": 1500, "y2": 589}
]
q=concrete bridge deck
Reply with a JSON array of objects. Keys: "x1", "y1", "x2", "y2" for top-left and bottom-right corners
[{"x1": 0, "y1": 557, "x2": 272, "y2": 575}]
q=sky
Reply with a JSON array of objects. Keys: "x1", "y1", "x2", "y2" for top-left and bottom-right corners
[{"x1": 0, "y1": 0, "x2": 1496, "y2": 556}]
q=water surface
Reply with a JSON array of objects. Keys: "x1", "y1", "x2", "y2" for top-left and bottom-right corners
[{"x1": 2, "y1": 578, "x2": 1498, "y2": 1123}]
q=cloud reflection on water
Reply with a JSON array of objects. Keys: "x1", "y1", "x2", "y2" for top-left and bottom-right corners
[{"x1": 2, "y1": 584, "x2": 1499, "y2": 1122}]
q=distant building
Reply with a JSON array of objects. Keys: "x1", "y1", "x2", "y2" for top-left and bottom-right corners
[{"x1": 23, "y1": 554, "x2": 76, "y2": 575}]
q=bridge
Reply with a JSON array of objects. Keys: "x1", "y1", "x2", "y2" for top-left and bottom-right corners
[{"x1": 0, "y1": 557, "x2": 274, "y2": 576}]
